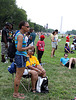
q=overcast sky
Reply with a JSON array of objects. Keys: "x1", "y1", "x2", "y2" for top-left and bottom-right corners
[{"x1": 16, "y1": 0, "x2": 76, "y2": 32}]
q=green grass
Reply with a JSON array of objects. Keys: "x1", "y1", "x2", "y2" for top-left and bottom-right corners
[{"x1": 0, "y1": 36, "x2": 76, "y2": 100}]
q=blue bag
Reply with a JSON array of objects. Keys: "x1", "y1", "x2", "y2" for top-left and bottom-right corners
[{"x1": 8, "y1": 62, "x2": 16, "y2": 74}]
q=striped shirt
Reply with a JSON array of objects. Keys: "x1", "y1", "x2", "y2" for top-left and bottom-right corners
[{"x1": 15, "y1": 32, "x2": 27, "y2": 56}]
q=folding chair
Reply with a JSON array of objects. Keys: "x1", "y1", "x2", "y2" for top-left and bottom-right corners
[
  {"x1": 11, "y1": 72, "x2": 31, "y2": 92},
  {"x1": 20, "y1": 74, "x2": 31, "y2": 92}
]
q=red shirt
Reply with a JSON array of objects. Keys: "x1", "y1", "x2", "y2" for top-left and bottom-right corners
[
  {"x1": 36, "y1": 40, "x2": 45, "y2": 51},
  {"x1": 66, "y1": 36, "x2": 70, "y2": 42}
]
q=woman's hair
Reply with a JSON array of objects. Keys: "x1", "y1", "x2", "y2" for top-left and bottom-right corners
[
  {"x1": 19, "y1": 21, "x2": 27, "y2": 29},
  {"x1": 52, "y1": 31, "x2": 55, "y2": 35},
  {"x1": 55, "y1": 29, "x2": 58, "y2": 33}
]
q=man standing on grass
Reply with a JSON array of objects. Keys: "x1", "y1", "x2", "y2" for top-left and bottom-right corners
[
  {"x1": 60, "y1": 53, "x2": 76, "y2": 69},
  {"x1": 1, "y1": 22, "x2": 10, "y2": 63},
  {"x1": 28, "y1": 28, "x2": 36, "y2": 45}
]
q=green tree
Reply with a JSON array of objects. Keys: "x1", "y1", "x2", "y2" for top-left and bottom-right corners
[
  {"x1": 12, "y1": 8, "x2": 27, "y2": 29},
  {"x1": 0, "y1": 0, "x2": 27, "y2": 29},
  {"x1": 66, "y1": 30, "x2": 76, "y2": 35},
  {"x1": 0, "y1": 0, "x2": 16, "y2": 28}
]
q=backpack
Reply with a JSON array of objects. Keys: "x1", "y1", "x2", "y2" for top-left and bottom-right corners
[
  {"x1": 8, "y1": 62, "x2": 16, "y2": 74},
  {"x1": 36, "y1": 76, "x2": 49, "y2": 93},
  {"x1": 7, "y1": 40, "x2": 16, "y2": 58}
]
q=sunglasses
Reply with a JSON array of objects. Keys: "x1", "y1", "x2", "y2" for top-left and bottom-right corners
[{"x1": 25, "y1": 26, "x2": 30, "y2": 28}]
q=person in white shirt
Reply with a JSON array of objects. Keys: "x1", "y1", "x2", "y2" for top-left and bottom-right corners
[{"x1": 71, "y1": 43, "x2": 75, "y2": 50}]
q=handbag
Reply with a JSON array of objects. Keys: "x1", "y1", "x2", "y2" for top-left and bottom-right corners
[{"x1": 36, "y1": 76, "x2": 49, "y2": 93}]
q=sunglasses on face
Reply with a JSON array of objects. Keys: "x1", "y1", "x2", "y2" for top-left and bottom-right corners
[{"x1": 25, "y1": 26, "x2": 30, "y2": 28}]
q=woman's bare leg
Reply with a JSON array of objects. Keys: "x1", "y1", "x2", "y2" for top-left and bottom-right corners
[
  {"x1": 14, "y1": 67, "x2": 25, "y2": 93},
  {"x1": 51, "y1": 48, "x2": 55, "y2": 57},
  {"x1": 29, "y1": 70, "x2": 38, "y2": 90}
]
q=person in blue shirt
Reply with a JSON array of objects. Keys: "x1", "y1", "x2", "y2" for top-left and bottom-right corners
[{"x1": 60, "y1": 54, "x2": 76, "y2": 69}]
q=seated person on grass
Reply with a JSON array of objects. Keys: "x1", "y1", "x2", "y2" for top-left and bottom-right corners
[
  {"x1": 64, "y1": 43, "x2": 70, "y2": 53},
  {"x1": 71, "y1": 43, "x2": 75, "y2": 50},
  {"x1": 60, "y1": 53, "x2": 76, "y2": 69},
  {"x1": 23, "y1": 49, "x2": 46, "y2": 93}
]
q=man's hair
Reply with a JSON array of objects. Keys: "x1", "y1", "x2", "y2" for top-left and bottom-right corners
[
  {"x1": 30, "y1": 27, "x2": 34, "y2": 32},
  {"x1": 68, "y1": 34, "x2": 70, "y2": 35},
  {"x1": 19, "y1": 21, "x2": 27, "y2": 29},
  {"x1": 64, "y1": 53, "x2": 68, "y2": 56}
]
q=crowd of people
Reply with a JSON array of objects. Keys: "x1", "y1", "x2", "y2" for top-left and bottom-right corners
[
  {"x1": 64, "y1": 34, "x2": 76, "y2": 54},
  {"x1": 50, "y1": 30, "x2": 76, "y2": 70},
  {"x1": 1, "y1": 21, "x2": 76, "y2": 99}
]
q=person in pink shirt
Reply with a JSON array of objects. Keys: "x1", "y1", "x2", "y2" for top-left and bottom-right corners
[{"x1": 36, "y1": 35, "x2": 45, "y2": 65}]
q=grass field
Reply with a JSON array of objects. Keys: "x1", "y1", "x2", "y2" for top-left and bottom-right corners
[{"x1": 0, "y1": 36, "x2": 76, "y2": 100}]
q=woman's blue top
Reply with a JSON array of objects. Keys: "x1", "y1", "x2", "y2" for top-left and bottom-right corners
[{"x1": 15, "y1": 32, "x2": 27, "y2": 56}]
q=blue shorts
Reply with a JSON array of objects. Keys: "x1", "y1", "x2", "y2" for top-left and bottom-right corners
[{"x1": 15, "y1": 55, "x2": 26, "y2": 68}]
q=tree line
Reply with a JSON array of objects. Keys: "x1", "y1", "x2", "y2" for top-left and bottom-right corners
[
  {"x1": 0, "y1": 0, "x2": 54, "y2": 33},
  {"x1": 66, "y1": 30, "x2": 76, "y2": 35}
]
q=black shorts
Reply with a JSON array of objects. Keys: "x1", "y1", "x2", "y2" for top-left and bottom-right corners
[
  {"x1": 38, "y1": 50, "x2": 44, "y2": 59},
  {"x1": 65, "y1": 61, "x2": 75, "y2": 68}
]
